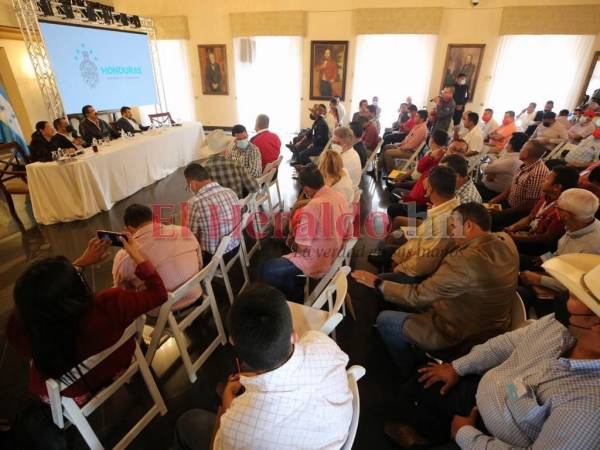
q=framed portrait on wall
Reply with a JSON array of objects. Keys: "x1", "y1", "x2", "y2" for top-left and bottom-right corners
[
  {"x1": 441, "y1": 44, "x2": 486, "y2": 101},
  {"x1": 309, "y1": 40, "x2": 349, "y2": 101},
  {"x1": 198, "y1": 44, "x2": 228, "y2": 95}
]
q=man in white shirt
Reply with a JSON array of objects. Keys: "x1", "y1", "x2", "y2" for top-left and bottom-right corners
[
  {"x1": 174, "y1": 284, "x2": 353, "y2": 450},
  {"x1": 459, "y1": 112, "x2": 484, "y2": 171},
  {"x1": 331, "y1": 126, "x2": 362, "y2": 187},
  {"x1": 480, "y1": 108, "x2": 498, "y2": 141},
  {"x1": 517, "y1": 102, "x2": 537, "y2": 131},
  {"x1": 565, "y1": 129, "x2": 600, "y2": 168}
]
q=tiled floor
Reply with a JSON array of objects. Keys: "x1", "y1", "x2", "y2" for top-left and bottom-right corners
[{"x1": 0, "y1": 146, "x2": 404, "y2": 449}]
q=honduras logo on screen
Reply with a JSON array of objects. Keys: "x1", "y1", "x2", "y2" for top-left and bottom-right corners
[{"x1": 75, "y1": 44, "x2": 99, "y2": 88}]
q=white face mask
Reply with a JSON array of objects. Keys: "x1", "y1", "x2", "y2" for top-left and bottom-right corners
[
  {"x1": 579, "y1": 116, "x2": 589, "y2": 124},
  {"x1": 330, "y1": 143, "x2": 343, "y2": 152}
]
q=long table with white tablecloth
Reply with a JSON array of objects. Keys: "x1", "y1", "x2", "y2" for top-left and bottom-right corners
[{"x1": 26, "y1": 122, "x2": 205, "y2": 225}]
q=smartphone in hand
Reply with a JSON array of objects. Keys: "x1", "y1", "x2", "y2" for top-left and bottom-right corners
[{"x1": 96, "y1": 230, "x2": 126, "y2": 248}]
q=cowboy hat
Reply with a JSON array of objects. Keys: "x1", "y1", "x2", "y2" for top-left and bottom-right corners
[
  {"x1": 198, "y1": 129, "x2": 233, "y2": 157},
  {"x1": 542, "y1": 253, "x2": 600, "y2": 318}
]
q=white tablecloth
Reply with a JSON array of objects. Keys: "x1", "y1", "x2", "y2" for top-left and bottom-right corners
[{"x1": 27, "y1": 122, "x2": 205, "y2": 225}]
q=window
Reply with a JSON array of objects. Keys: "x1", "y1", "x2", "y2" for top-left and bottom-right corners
[
  {"x1": 351, "y1": 34, "x2": 437, "y2": 128},
  {"x1": 487, "y1": 35, "x2": 594, "y2": 117},
  {"x1": 140, "y1": 40, "x2": 196, "y2": 124},
  {"x1": 234, "y1": 36, "x2": 302, "y2": 134}
]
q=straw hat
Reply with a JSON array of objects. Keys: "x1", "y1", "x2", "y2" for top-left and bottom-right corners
[{"x1": 542, "y1": 254, "x2": 600, "y2": 317}]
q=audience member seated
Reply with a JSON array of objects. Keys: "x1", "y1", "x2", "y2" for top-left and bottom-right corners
[
  {"x1": 318, "y1": 150, "x2": 354, "y2": 203},
  {"x1": 262, "y1": 168, "x2": 351, "y2": 300},
  {"x1": 431, "y1": 87, "x2": 456, "y2": 133},
  {"x1": 331, "y1": 126, "x2": 362, "y2": 187},
  {"x1": 29, "y1": 121, "x2": 58, "y2": 163},
  {"x1": 564, "y1": 128, "x2": 600, "y2": 169},
  {"x1": 229, "y1": 124, "x2": 262, "y2": 178},
  {"x1": 351, "y1": 99, "x2": 370, "y2": 126},
  {"x1": 352, "y1": 203, "x2": 518, "y2": 377},
  {"x1": 486, "y1": 110, "x2": 517, "y2": 153},
  {"x1": 51, "y1": 117, "x2": 81, "y2": 150},
  {"x1": 7, "y1": 237, "x2": 166, "y2": 401},
  {"x1": 116, "y1": 106, "x2": 149, "y2": 134},
  {"x1": 519, "y1": 188, "x2": 600, "y2": 317},
  {"x1": 397, "y1": 254, "x2": 600, "y2": 450},
  {"x1": 382, "y1": 109, "x2": 429, "y2": 173},
  {"x1": 505, "y1": 165, "x2": 579, "y2": 257},
  {"x1": 362, "y1": 105, "x2": 380, "y2": 152},
  {"x1": 383, "y1": 104, "x2": 417, "y2": 146},
  {"x1": 556, "y1": 109, "x2": 572, "y2": 129},
  {"x1": 174, "y1": 285, "x2": 352, "y2": 450},
  {"x1": 525, "y1": 99, "x2": 554, "y2": 136},
  {"x1": 440, "y1": 154, "x2": 482, "y2": 204},
  {"x1": 568, "y1": 110, "x2": 596, "y2": 144},
  {"x1": 387, "y1": 130, "x2": 448, "y2": 219},
  {"x1": 457, "y1": 112, "x2": 484, "y2": 170},
  {"x1": 517, "y1": 102, "x2": 537, "y2": 131},
  {"x1": 531, "y1": 111, "x2": 568, "y2": 151},
  {"x1": 350, "y1": 120, "x2": 368, "y2": 168},
  {"x1": 477, "y1": 132, "x2": 529, "y2": 201},
  {"x1": 488, "y1": 141, "x2": 549, "y2": 229},
  {"x1": 250, "y1": 114, "x2": 281, "y2": 170},
  {"x1": 201, "y1": 130, "x2": 259, "y2": 198},
  {"x1": 184, "y1": 163, "x2": 241, "y2": 263},
  {"x1": 79, "y1": 104, "x2": 119, "y2": 146},
  {"x1": 480, "y1": 108, "x2": 499, "y2": 141},
  {"x1": 378, "y1": 166, "x2": 459, "y2": 278},
  {"x1": 289, "y1": 104, "x2": 329, "y2": 166},
  {"x1": 112, "y1": 204, "x2": 203, "y2": 316}
]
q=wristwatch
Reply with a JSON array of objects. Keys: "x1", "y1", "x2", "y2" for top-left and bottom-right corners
[{"x1": 374, "y1": 277, "x2": 384, "y2": 294}]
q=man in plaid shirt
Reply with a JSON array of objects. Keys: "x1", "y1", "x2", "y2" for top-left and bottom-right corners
[
  {"x1": 184, "y1": 163, "x2": 240, "y2": 262},
  {"x1": 228, "y1": 124, "x2": 262, "y2": 178},
  {"x1": 488, "y1": 141, "x2": 549, "y2": 229}
]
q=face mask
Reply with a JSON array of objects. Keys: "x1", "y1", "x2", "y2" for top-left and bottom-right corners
[
  {"x1": 579, "y1": 116, "x2": 589, "y2": 123},
  {"x1": 309, "y1": 114, "x2": 317, "y2": 120},
  {"x1": 593, "y1": 128, "x2": 600, "y2": 139},
  {"x1": 66, "y1": 125, "x2": 74, "y2": 133},
  {"x1": 554, "y1": 297, "x2": 596, "y2": 330},
  {"x1": 330, "y1": 143, "x2": 342, "y2": 152},
  {"x1": 502, "y1": 118, "x2": 511, "y2": 126},
  {"x1": 458, "y1": 80, "x2": 466, "y2": 85},
  {"x1": 482, "y1": 114, "x2": 491, "y2": 123},
  {"x1": 542, "y1": 121, "x2": 552, "y2": 128},
  {"x1": 237, "y1": 139, "x2": 249, "y2": 149}
]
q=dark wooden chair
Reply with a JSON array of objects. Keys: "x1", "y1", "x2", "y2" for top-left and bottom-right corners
[
  {"x1": 0, "y1": 142, "x2": 30, "y2": 229},
  {"x1": 148, "y1": 112, "x2": 175, "y2": 127}
]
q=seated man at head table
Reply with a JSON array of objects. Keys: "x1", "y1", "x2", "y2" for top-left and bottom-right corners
[
  {"x1": 352, "y1": 202, "x2": 519, "y2": 378},
  {"x1": 383, "y1": 253, "x2": 600, "y2": 450},
  {"x1": 51, "y1": 117, "x2": 83, "y2": 150},
  {"x1": 173, "y1": 284, "x2": 353, "y2": 450},
  {"x1": 28, "y1": 120, "x2": 58, "y2": 163},
  {"x1": 78, "y1": 104, "x2": 119, "y2": 146},
  {"x1": 116, "y1": 106, "x2": 149, "y2": 134},
  {"x1": 112, "y1": 203, "x2": 203, "y2": 317}
]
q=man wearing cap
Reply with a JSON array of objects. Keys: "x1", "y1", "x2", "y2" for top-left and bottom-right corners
[
  {"x1": 199, "y1": 129, "x2": 259, "y2": 198},
  {"x1": 568, "y1": 110, "x2": 596, "y2": 144},
  {"x1": 384, "y1": 253, "x2": 600, "y2": 450},
  {"x1": 565, "y1": 128, "x2": 600, "y2": 169},
  {"x1": 531, "y1": 111, "x2": 569, "y2": 151},
  {"x1": 289, "y1": 105, "x2": 329, "y2": 166}
]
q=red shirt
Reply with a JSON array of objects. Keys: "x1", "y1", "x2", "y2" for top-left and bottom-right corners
[
  {"x1": 404, "y1": 152, "x2": 443, "y2": 205},
  {"x1": 8, "y1": 261, "x2": 167, "y2": 398},
  {"x1": 401, "y1": 117, "x2": 416, "y2": 132},
  {"x1": 528, "y1": 197, "x2": 563, "y2": 236},
  {"x1": 363, "y1": 121, "x2": 379, "y2": 151},
  {"x1": 251, "y1": 130, "x2": 281, "y2": 169}
]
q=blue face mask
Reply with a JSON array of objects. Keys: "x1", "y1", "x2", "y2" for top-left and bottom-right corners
[{"x1": 237, "y1": 139, "x2": 250, "y2": 149}]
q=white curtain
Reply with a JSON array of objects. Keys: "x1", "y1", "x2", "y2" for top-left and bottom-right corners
[
  {"x1": 234, "y1": 36, "x2": 302, "y2": 134},
  {"x1": 140, "y1": 40, "x2": 196, "y2": 124},
  {"x1": 487, "y1": 35, "x2": 594, "y2": 116},
  {"x1": 351, "y1": 34, "x2": 437, "y2": 128}
]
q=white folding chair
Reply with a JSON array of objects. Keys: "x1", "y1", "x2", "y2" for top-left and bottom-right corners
[
  {"x1": 239, "y1": 192, "x2": 264, "y2": 266},
  {"x1": 303, "y1": 237, "x2": 358, "y2": 306},
  {"x1": 219, "y1": 216, "x2": 251, "y2": 304},
  {"x1": 144, "y1": 238, "x2": 230, "y2": 383},
  {"x1": 288, "y1": 266, "x2": 351, "y2": 340},
  {"x1": 342, "y1": 365, "x2": 366, "y2": 450},
  {"x1": 543, "y1": 141, "x2": 567, "y2": 161},
  {"x1": 264, "y1": 155, "x2": 284, "y2": 212},
  {"x1": 361, "y1": 138, "x2": 384, "y2": 181},
  {"x1": 511, "y1": 292, "x2": 535, "y2": 330},
  {"x1": 46, "y1": 317, "x2": 167, "y2": 450}
]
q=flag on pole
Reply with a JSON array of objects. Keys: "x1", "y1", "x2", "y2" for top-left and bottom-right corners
[{"x1": 0, "y1": 84, "x2": 29, "y2": 154}]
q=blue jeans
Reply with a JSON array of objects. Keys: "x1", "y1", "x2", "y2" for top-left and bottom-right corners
[
  {"x1": 174, "y1": 409, "x2": 216, "y2": 450},
  {"x1": 376, "y1": 310, "x2": 416, "y2": 374},
  {"x1": 262, "y1": 257, "x2": 304, "y2": 300}
]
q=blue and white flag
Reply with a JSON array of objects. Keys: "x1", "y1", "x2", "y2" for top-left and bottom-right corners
[{"x1": 0, "y1": 84, "x2": 29, "y2": 154}]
